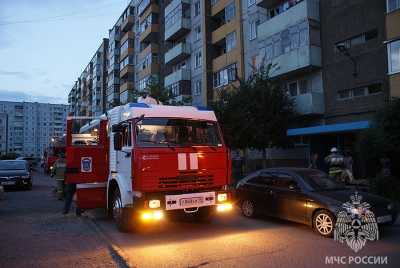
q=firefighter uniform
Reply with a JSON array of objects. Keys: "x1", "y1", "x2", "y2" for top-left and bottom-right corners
[{"x1": 53, "y1": 158, "x2": 66, "y2": 200}]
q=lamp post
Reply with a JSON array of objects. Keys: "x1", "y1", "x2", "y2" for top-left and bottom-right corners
[{"x1": 336, "y1": 44, "x2": 358, "y2": 77}]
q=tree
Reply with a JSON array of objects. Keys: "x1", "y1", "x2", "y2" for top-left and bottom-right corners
[
  {"x1": 357, "y1": 99, "x2": 400, "y2": 176},
  {"x1": 213, "y1": 64, "x2": 295, "y2": 167}
]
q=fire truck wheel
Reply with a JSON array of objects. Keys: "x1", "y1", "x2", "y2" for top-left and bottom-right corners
[{"x1": 112, "y1": 187, "x2": 134, "y2": 232}]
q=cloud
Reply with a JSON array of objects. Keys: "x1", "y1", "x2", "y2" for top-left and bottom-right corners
[
  {"x1": 0, "y1": 70, "x2": 30, "y2": 79},
  {"x1": 0, "y1": 89, "x2": 67, "y2": 104}
]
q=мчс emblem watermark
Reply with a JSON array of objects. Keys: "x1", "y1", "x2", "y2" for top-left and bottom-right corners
[
  {"x1": 334, "y1": 192, "x2": 379, "y2": 253},
  {"x1": 325, "y1": 192, "x2": 388, "y2": 265}
]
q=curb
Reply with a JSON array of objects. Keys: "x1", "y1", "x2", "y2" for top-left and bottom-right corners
[{"x1": 82, "y1": 213, "x2": 136, "y2": 268}]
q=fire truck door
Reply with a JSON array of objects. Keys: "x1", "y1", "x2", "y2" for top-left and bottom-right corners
[{"x1": 116, "y1": 123, "x2": 133, "y2": 182}]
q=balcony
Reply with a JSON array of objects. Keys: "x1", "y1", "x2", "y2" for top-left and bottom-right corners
[
  {"x1": 258, "y1": 0, "x2": 320, "y2": 39},
  {"x1": 165, "y1": 17, "x2": 191, "y2": 41},
  {"x1": 386, "y1": 9, "x2": 400, "y2": 40},
  {"x1": 212, "y1": 48, "x2": 240, "y2": 71},
  {"x1": 165, "y1": 42, "x2": 191, "y2": 65},
  {"x1": 164, "y1": 68, "x2": 191, "y2": 88},
  {"x1": 268, "y1": 45, "x2": 322, "y2": 77},
  {"x1": 211, "y1": 20, "x2": 236, "y2": 44},
  {"x1": 120, "y1": 31, "x2": 135, "y2": 45},
  {"x1": 139, "y1": 63, "x2": 160, "y2": 80},
  {"x1": 211, "y1": 0, "x2": 231, "y2": 16},
  {"x1": 120, "y1": 65, "x2": 134, "y2": 78},
  {"x1": 139, "y1": 43, "x2": 160, "y2": 60},
  {"x1": 140, "y1": 24, "x2": 160, "y2": 43},
  {"x1": 121, "y1": 15, "x2": 134, "y2": 32},
  {"x1": 139, "y1": 4, "x2": 160, "y2": 23},
  {"x1": 120, "y1": 81, "x2": 134, "y2": 93},
  {"x1": 292, "y1": 91, "x2": 324, "y2": 115},
  {"x1": 120, "y1": 47, "x2": 134, "y2": 62},
  {"x1": 256, "y1": 0, "x2": 281, "y2": 8}
]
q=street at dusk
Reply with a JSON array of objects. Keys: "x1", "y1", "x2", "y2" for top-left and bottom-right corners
[
  {"x1": 1, "y1": 171, "x2": 400, "y2": 268},
  {"x1": 1, "y1": 0, "x2": 400, "y2": 267}
]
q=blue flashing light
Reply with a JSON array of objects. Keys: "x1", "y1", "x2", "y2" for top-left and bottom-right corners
[
  {"x1": 196, "y1": 106, "x2": 213, "y2": 111},
  {"x1": 129, "y1": 103, "x2": 150, "y2": 108}
]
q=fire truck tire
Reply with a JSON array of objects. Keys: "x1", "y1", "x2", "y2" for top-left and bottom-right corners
[{"x1": 112, "y1": 187, "x2": 134, "y2": 232}]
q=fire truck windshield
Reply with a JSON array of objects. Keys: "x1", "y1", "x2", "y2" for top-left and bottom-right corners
[{"x1": 136, "y1": 118, "x2": 223, "y2": 147}]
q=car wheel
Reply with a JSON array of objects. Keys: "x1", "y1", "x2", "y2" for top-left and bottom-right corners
[
  {"x1": 112, "y1": 187, "x2": 134, "y2": 232},
  {"x1": 241, "y1": 199, "x2": 256, "y2": 218},
  {"x1": 314, "y1": 210, "x2": 335, "y2": 237},
  {"x1": 26, "y1": 182, "x2": 32, "y2": 191}
]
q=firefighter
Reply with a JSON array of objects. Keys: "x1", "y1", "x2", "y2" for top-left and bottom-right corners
[
  {"x1": 324, "y1": 147, "x2": 345, "y2": 181},
  {"x1": 53, "y1": 153, "x2": 66, "y2": 200}
]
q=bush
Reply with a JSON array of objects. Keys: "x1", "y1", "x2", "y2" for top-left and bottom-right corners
[{"x1": 369, "y1": 175, "x2": 400, "y2": 202}]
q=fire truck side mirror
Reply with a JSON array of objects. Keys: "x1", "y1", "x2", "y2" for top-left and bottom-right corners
[{"x1": 113, "y1": 133, "x2": 123, "y2": 151}]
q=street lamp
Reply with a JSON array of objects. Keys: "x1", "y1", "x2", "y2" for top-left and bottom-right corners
[{"x1": 336, "y1": 44, "x2": 358, "y2": 77}]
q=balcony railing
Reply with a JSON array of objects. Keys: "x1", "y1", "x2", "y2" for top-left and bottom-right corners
[
  {"x1": 165, "y1": 17, "x2": 191, "y2": 41},
  {"x1": 165, "y1": 42, "x2": 191, "y2": 65},
  {"x1": 164, "y1": 68, "x2": 191, "y2": 87},
  {"x1": 292, "y1": 91, "x2": 324, "y2": 115}
]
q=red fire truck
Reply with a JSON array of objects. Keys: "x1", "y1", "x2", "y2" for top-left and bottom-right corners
[
  {"x1": 65, "y1": 103, "x2": 232, "y2": 231},
  {"x1": 43, "y1": 138, "x2": 65, "y2": 173}
]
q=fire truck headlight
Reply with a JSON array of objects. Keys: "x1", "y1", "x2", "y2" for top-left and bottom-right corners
[
  {"x1": 149, "y1": 199, "x2": 161, "y2": 208},
  {"x1": 153, "y1": 210, "x2": 163, "y2": 220},
  {"x1": 217, "y1": 203, "x2": 233, "y2": 212},
  {"x1": 217, "y1": 193, "x2": 228, "y2": 202},
  {"x1": 141, "y1": 212, "x2": 152, "y2": 221}
]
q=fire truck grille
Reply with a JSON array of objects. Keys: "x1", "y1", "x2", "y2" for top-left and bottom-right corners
[{"x1": 158, "y1": 175, "x2": 214, "y2": 189}]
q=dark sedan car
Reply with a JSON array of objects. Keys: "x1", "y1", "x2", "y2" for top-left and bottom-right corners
[
  {"x1": 0, "y1": 160, "x2": 32, "y2": 190},
  {"x1": 236, "y1": 168, "x2": 398, "y2": 237}
]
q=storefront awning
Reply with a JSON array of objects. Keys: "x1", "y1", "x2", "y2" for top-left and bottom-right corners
[{"x1": 287, "y1": 121, "x2": 370, "y2": 136}]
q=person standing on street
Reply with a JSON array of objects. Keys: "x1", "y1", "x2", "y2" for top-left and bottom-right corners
[
  {"x1": 324, "y1": 147, "x2": 345, "y2": 181},
  {"x1": 53, "y1": 153, "x2": 66, "y2": 200}
]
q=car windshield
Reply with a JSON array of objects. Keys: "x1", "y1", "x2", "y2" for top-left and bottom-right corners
[
  {"x1": 298, "y1": 169, "x2": 346, "y2": 191},
  {"x1": 0, "y1": 161, "x2": 27, "y2": 170},
  {"x1": 136, "y1": 118, "x2": 223, "y2": 147}
]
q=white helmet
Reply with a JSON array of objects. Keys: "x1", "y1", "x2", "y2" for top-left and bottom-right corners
[{"x1": 330, "y1": 147, "x2": 338, "y2": 153}]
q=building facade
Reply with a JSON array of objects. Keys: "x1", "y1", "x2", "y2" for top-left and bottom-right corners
[
  {"x1": 0, "y1": 101, "x2": 68, "y2": 157},
  {"x1": 386, "y1": 0, "x2": 400, "y2": 98}
]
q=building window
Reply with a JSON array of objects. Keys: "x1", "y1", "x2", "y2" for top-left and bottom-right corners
[
  {"x1": 248, "y1": 0, "x2": 256, "y2": 7},
  {"x1": 170, "y1": 82, "x2": 180, "y2": 96},
  {"x1": 249, "y1": 21, "x2": 258, "y2": 40},
  {"x1": 194, "y1": 50, "x2": 202, "y2": 69},
  {"x1": 225, "y1": 3, "x2": 236, "y2": 23},
  {"x1": 387, "y1": 0, "x2": 400, "y2": 12},
  {"x1": 195, "y1": 25, "x2": 201, "y2": 41},
  {"x1": 337, "y1": 84, "x2": 382, "y2": 100},
  {"x1": 334, "y1": 29, "x2": 378, "y2": 52},
  {"x1": 213, "y1": 63, "x2": 237, "y2": 88},
  {"x1": 388, "y1": 40, "x2": 400, "y2": 74},
  {"x1": 287, "y1": 79, "x2": 309, "y2": 96},
  {"x1": 194, "y1": 80, "x2": 201, "y2": 96},
  {"x1": 226, "y1": 31, "x2": 237, "y2": 52},
  {"x1": 194, "y1": 1, "x2": 201, "y2": 17}
]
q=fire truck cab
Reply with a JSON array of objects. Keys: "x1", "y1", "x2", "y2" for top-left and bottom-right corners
[{"x1": 65, "y1": 103, "x2": 232, "y2": 231}]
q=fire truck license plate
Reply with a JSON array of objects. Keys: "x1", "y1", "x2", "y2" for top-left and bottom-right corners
[{"x1": 165, "y1": 192, "x2": 215, "y2": 210}]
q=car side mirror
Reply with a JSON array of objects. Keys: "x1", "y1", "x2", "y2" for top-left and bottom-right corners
[{"x1": 113, "y1": 133, "x2": 123, "y2": 151}]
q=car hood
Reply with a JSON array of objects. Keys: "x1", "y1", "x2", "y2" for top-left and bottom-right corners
[
  {"x1": 310, "y1": 189, "x2": 391, "y2": 207},
  {"x1": 0, "y1": 170, "x2": 29, "y2": 177}
]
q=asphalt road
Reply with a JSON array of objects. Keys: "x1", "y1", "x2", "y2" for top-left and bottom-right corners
[
  {"x1": 0, "y1": 170, "x2": 128, "y2": 268},
  {"x1": 1, "y1": 171, "x2": 399, "y2": 268}
]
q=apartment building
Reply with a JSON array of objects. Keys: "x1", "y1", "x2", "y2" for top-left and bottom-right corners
[
  {"x1": 0, "y1": 101, "x2": 68, "y2": 157},
  {"x1": 386, "y1": 0, "x2": 400, "y2": 98},
  {"x1": 68, "y1": 38, "x2": 109, "y2": 116},
  {"x1": 208, "y1": 0, "x2": 245, "y2": 102},
  {"x1": 0, "y1": 113, "x2": 7, "y2": 154},
  {"x1": 136, "y1": 0, "x2": 163, "y2": 96}
]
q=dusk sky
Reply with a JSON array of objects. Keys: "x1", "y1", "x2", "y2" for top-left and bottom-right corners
[{"x1": 0, "y1": 0, "x2": 129, "y2": 104}]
